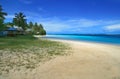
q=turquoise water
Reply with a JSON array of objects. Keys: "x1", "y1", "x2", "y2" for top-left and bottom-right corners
[{"x1": 44, "y1": 35, "x2": 120, "y2": 45}]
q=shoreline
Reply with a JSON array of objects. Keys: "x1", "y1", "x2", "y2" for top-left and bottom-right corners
[
  {"x1": 44, "y1": 38, "x2": 120, "y2": 47},
  {"x1": 44, "y1": 34, "x2": 120, "y2": 45},
  {"x1": 1, "y1": 37, "x2": 120, "y2": 79},
  {"x1": 39, "y1": 38, "x2": 120, "y2": 79}
]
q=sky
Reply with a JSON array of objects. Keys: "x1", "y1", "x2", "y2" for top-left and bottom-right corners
[{"x1": 1, "y1": 0, "x2": 120, "y2": 34}]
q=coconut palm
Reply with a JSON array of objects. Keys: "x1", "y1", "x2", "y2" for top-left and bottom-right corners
[{"x1": 13, "y1": 12, "x2": 27, "y2": 30}]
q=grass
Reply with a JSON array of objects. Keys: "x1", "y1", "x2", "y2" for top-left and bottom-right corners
[{"x1": 0, "y1": 35, "x2": 70, "y2": 75}]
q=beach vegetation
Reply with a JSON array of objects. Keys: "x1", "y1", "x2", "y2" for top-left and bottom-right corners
[
  {"x1": 0, "y1": 35, "x2": 70, "y2": 75},
  {"x1": 30, "y1": 22, "x2": 46, "y2": 35}
]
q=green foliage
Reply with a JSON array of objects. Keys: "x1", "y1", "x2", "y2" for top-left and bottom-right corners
[
  {"x1": 0, "y1": 5, "x2": 7, "y2": 31},
  {"x1": 32, "y1": 23, "x2": 46, "y2": 35},
  {"x1": 39, "y1": 24, "x2": 46, "y2": 35},
  {"x1": 4, "y1": 22, "x2": 14, "y2": 27},
  {"x1": 0, "y1": 5, "x2": 7, "y2": 20},
  {"x1": 12, "y1": 12, "x2": 27, "y2": 30},
  {"x1": 0, "y1": 24, "x2": 7, "y2": 31},
  {"x1": 39, "y1": 24, "x2": 43, "y2": 29},
  {"x1": 0, "y1": 35, "x2": 64, "y2": 49},
  {"x1": 0, "y1": 5, "x2": 46, "y2": 34},
  {"x1": 29, "y1": 21, "x2": 33, "y2": 28},
  {"x1": 34, "y1": 22, "x2": 38, "y2": 32},
  {"x1": 40, "y1": 28, "x2": 46, "y2": 35}
]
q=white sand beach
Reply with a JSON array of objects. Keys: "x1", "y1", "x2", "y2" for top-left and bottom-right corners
[{"x1": 1, "y1": 39, "x2": 120, "y2": 79}]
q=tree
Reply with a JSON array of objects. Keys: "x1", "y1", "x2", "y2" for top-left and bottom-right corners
[
  {"x1": 5, "y1": 22, "x2": 14, "y2": 27},
  {"x1": 39, "y1": 24, "x2": 43, "y2": 29},
  {"x1": 32, "y1": 23, "x2": 46, "y2": 35},
  {"x1": 0, "y1": 5, "x2": 7, "y2": 31},
  {"x1": 29, "y1": 21, "x2": 33, "y2": 28},
  {"x1": 32, "y1": 22, "x2": 38, "y2": 34},
  {"x1": 34, "y1": 22, "x2": 38, "y2": 32},
  {"x1": 13, "y1": 12, "x2": 27, "y2": 30},
  {"x1": 40, "y1": 29, "x2": 46, "y2": 35},
  {"x1": 39, "y1": 24, "x2": 46, "y2": 35}
]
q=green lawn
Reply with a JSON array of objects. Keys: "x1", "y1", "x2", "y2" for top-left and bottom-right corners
[{"x1": 0, "y1": 35, "x2": 70, "y2": 75}]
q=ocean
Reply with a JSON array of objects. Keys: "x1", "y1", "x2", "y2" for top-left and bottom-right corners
[{"x1": 44, "y1": 35, "x2": 120, "y2": 45}]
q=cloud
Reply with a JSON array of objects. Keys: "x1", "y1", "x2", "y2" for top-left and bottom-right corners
[
  {"x1": 37, "y1": 18, "x2": 120, "y2": 33},
  {"x1": 19, "y1": 0, "x2": 32, "y2": 4},
  {"x1": 34, "y1": 17, "x2": 72, "y2": 33},
  {"x1": 105, "y1": 24, "x2": 120, "y2": 31},
  {"x1": 68, "y1": 19, "x2": 101, "y2": 27},
  {"x1": 38, "y1": 7, "x2": 43, "y2": 11},
  {"x1": 68, "y1": 19, "x2": 120, "y2": 27},
  {"x1": 5, "y1": 15, "x2": 14, "y2": 19},
  {"x1": 26, "y1": 12, "x2": 120, "y2": 33},
  {"x1": 43, "y1": 22, "x2": 69, "y2": 32},
  {"x1": 5, "y1": 11, "x2": 120, "y2": 34}
]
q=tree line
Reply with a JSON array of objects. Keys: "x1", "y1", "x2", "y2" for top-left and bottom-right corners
[{"x1": 0, "y1": 5, "x2": 46, "y2": 35}]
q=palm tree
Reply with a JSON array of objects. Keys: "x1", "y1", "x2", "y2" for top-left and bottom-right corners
[
  {"x1": 0, "y1": 5, "x2": 7, "y2": 31},
  {"x1": 0, "y1": 5, "x2": 7, "y2": 20},
  {"x1": 13, "y1": 12, "x2": 27, "y2": 30},
  {"x1": 39, "y1": 24, "x2": 46, "y2": 35},
  {"x1": 29, "y1": 21, "x2": 33, "y2": 28}
]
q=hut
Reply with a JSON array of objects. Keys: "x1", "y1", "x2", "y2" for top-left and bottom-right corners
[
  {"x1": 13, "y1": 26, "x2": 24, "y2": 35},
  {"x1": 6, "y1": 27, "x2": 17, "y2": 36}
]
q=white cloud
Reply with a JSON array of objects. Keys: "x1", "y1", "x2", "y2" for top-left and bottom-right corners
[
  {"x1": 5, "y1": 11, "x2": 120, "y2": 33},
  {"x1": 5, "y1": 15, "x2": 14, "y2": 19},
  {"x1": 68, "y1": 19, "x2": 120, "y2": 27},
  {"x1": 38, "y1": 18, "x2": 72, "y2": 33},
  {"x1": 29, "y1": 15, "x2": 120, "y2": 33},
  {"x1": 68, "y1": 19, "x2": 101, "y2": 27},
  {"x1": 19, "y1": 0, "x2": 32, "y2": 4},
  {"x1": 105, "y1": 24, "x2": 120, "y2": 31},
  {"x1": 43, "y1": 22, "x2": 69, "y2": 32}
]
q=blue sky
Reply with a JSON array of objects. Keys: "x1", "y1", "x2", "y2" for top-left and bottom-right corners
[{"x1": 1, "y1": 0, "x2": 120, "y2": 34}]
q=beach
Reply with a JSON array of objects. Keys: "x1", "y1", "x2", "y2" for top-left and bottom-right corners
[
  {"x1": 1, "y1": 0, "x2": 120, "y2": 78},
  {"x1": 1, "y1": 39, "x2": 120, "y2": 79}
]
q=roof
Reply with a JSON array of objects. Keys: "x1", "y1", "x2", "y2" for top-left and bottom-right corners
[{"x1": 7, "y1": 27, "x2": 17, "y2": 31}]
